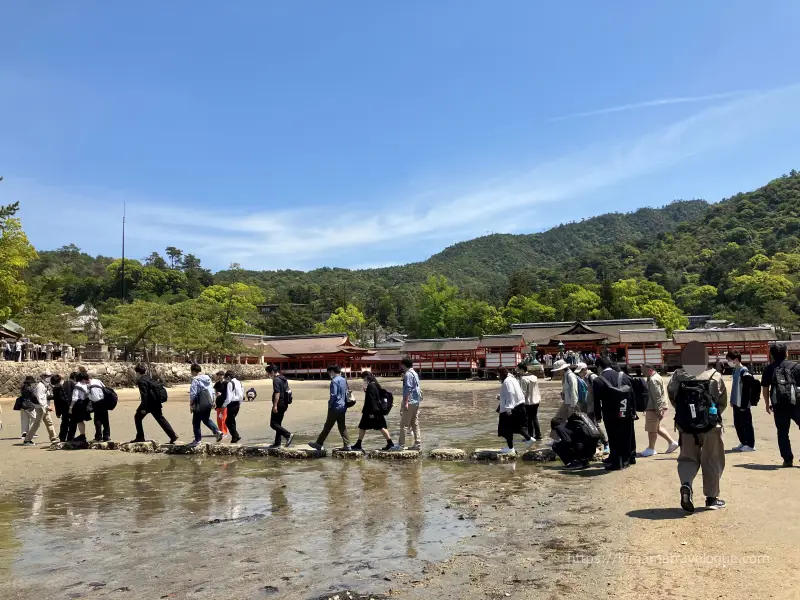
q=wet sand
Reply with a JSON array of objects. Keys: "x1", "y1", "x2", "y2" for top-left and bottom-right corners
[{"x1": 1, "y1": 378, "x2": 799, "y2": 599}]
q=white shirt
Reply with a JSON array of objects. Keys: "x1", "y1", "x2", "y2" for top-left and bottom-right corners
[
  {"x1": 225, "y1": 378, "x2": 244, "y2": 407},
  {"x1": 88, "y1": 378, "x2": 105, "y2": 402},
  {"x1": 499, "y1": 376, "x2": 526, "y2": 413},
  {"x1": 562, "y1": 369, "x2": 580, "y2": 407},
  {"x1": 518, "y1": 375, "x2": 541, "y2": 405},
  {"x1": 72, "y1": 382, "x2": 89, "y2": 406},
  {"x1": 34, "y1": 381, "x2": 50, "y2": 407}
]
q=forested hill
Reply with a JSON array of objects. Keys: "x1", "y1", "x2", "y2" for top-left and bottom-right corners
[
  {"x1": 11, "y1": 171, "x2": 800, "y2": 348},
  {"x1": 221, "y1": 199, "x2": 709, "y2": 302}
]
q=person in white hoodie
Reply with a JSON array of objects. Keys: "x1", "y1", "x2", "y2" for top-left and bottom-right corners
[
  {"x1": 496, "y1": 367, "x2": 535, "y2": 455},
  {"x1": 224, "y1": 370, "x2": 244, "y2": 443},
  {"x1": 552, "y1": 359, "x2": 579, "y2": 420},
  {"x1": 188, "y1": 364, "x2": 224, "y2": 447},
  {"x1": 516, "y1": 362, "x2": 542, "y2": 440}
]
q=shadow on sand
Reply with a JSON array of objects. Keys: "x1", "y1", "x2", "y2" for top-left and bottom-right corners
[
  {"x1": 734, "y1": 463, "x2": 793, "y2": 471},
  {"x1": 626, "y1": 508, "x2": 691, "y2": 520}
]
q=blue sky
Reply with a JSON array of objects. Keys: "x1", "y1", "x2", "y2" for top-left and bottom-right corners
[{"x1": 2, "y1": 1, "x2": 800, "y2": 271}]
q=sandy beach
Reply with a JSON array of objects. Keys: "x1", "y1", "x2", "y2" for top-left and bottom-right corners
[{"x1": 0, "y1": 377, "x2": 798, "y2": 599}]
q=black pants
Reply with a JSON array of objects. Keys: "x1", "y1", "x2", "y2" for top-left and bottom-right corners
[
  {"x1": 226, "y1": 402, "x2": 241, "y2": 441},
  {"x1": 271, "y1": 407, "x2": 291, "y2": 446},
  {"x1": 773, "y1": 403, "x2": 800, "y2": 462},
  {"x1": 134, "y1": 402, "x2": 177, "y2": 441},
  {"x1": 59, "y1": 412, "x2": 72, "y2": 442},
  {"x1": 605, "y1": 415, "x2": 634, "y2": 467},
  {"x1": 93, "y1": 403, "x2": 110, "y2": 440},
  {"x1": 525, "y1": 404, "x2": 542, "y2": 439},
  {"x1": 316, "y1": 408, "x2": 350, "y2": 447},
  {"x1": 733, "y1": 404, "x2": 755, "y2": 448}
]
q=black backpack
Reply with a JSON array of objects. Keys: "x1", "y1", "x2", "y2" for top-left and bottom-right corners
[
  {"x1": 674, "y1": 378, "x2": 718, "y2": 434},
  {"x1": 277, "y1": 375, "x2": 293, "y2": 405},
  {"x1": 630, "y1": 377, "x2": 649, "y2": 412},
  {"x1": 154, "y1": 380, "x2": 169, "y2": 403},
  {"x1": 770, "y1": 362, "x2": 798, "y2": 406},
  {"x1": 90, "y1": 384, "x2": 119, "y2": 410},
  {"x1": 378, "y1": 387, "x2": 394, "y2": 416}
]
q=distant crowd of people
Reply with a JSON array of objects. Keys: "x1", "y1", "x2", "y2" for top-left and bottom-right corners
[
  {"x1": 539, "y1": 351, "x2": 598, "y2": 369},
  {"x1": 4, "y1": 341, "x2": 799, "y2": 515},
  {"x1": 2, "y1": 339, "x2": 70, "y2": 362}
]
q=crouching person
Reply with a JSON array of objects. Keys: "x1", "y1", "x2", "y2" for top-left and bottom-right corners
[
  {"x1": 551, "y1": 413, "x2": 603, "y2": 470},
  {"x1": 668, "y1": 342, "x2": 728, "y2": 513}
]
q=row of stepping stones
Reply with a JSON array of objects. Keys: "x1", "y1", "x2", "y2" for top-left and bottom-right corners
[{"x1": 48, "y1": 440, "x2": 557, "y2": 462}]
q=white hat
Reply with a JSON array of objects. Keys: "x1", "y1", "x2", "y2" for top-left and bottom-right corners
[
  {"x1": 551, "y1": 359, "x2": 570, "y2": 372},
  {"x1": 574, "y1": 362, "x2": 588, "y2": 371}
]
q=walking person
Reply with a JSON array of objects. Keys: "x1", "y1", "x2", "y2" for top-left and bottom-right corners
[
  {"x1": 87, "y1": 373, "x2": 111, "y2": 441},
  {"x1": 23, "y1": 372, "x2": 58, "y2": 446},
  {"x1": 352, "y1": 371, "x2": 394, "y2": 452},
  {"x1": 51, "y1": 374, "x2": 73, "y2": 442},
  {"x1": 761, "y1": 343, "x2": 800, "y2": 467},
  {"x1": 69, "y1": 372, "x2": 92, "y2": 442},
  {"x1": 639, "y1": 365, "x2": 679, "y2": 457},
  {"x1": 516, "y1": 362, "x2": 542, "y2": 440},
  {"x1": 496, "y1": 367, "x2": 535, "y2": 455},
  {"x1": 309, "y1": 365, "x2": 351, "y2": 451},
  {"x1": 224, "y1": 370, "x2": 244, "y2": 443},
  {"x1": 727, "y1": 351, "x2": 757, "y2": 452},
  {"x1": 15, "y1": 375, "x2": 37, "y2": 440},
  {"x1": 394, "y1": 357, "x2": 422, "y2": 450},
  {"x1": 592, "y1": 357, "x2": 636, "y2": 471},
  {"x1": 552, "y1": 359, "x2": 579, "y2": 420},
  {"x1": 266, "y1": 365, "x2": 294, "y2": 448},
  {"x1": 189, "y1": 364, "x2": 223, "y2": 447},
  {"x1": 132, "y1": 364, "x2": 178, "y2": 444},
  {"x1": 668, "y1": 342, "x2": 727, "y2": 512},
  {"x1": 213, "y1": 370, "x2": 229, "y2": 440}
]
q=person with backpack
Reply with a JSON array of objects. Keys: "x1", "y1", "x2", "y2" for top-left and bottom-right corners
[
  {"x1": 51, "y1": 374, "x2": 72, "y2": 442},
  {"x1": 575, "y1": 362, "x2": 609, "y2": 455},
  {"x1": 761, "y1": 343, "x2": 800, "y2": 467},
  {"x1": 393, "y1": 357, "x2": 422, "y2": 451},
  {"x1": 224, "y1": 370, "x2": 244, "y2": 444},
  {"x1": 727, "y1": 351, "x2": 758, "y2": 453},
  {"x1": 213, "y1": 370, "x2": 229, "y2": 440},
  {"x1": 87, "y1": 372, "x2": 112, "y2": 441},
  {"x1": 69, "y1": 372, "x2": 93, "y2": 442},
  {"x1": 551, "y1": 413, "x2": 603, "y2": 470},
  {"x1": 639, "y1": 365, "x2": 679, "y2": 457},
  {"x1": 516, "y1": 362, "x2": 542, "y2": 441},
  {"x1": 592, "y1": 357, "x2": 637, "y2": 471},
  {"x1": 132, "y1": 364, "x2": 178, "y2": 444},
  {"x1": 352, "y1": 371, "x2": 394, "y2": 452},
  {"x1": 266, "y1": 365, "x2": 294, "y2": 448},
  {"x1": 552, "y1": 360, "x2": 580, "y2": 420},
  {"x1": 189, "y1": 364, "x2": 224, "y2": 447},
  {"x1": 667, "y1": 341, "x2": 728, "y2": 512},
  {"x1": 23, "y1": 371, "x2": 58, "y2": 446},
  {"x1": 309, "y1": 365, "x2": 352, "y2": 451}
]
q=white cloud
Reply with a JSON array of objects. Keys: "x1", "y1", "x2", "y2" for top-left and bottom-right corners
[{"x1": 9, "y1": 83, "x2": 800, "y2": 271}]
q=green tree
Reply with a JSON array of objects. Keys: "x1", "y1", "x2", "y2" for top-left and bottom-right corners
[
  {"x1": 165, "y1": 246, "x2": 184, "y2": 269},
  {"x1": 503, "y1": 295, "x2": 557, "y2": 324},
  {"x1": 416, "y1": 275, "x2": 458, "y2": 338},
  {"x1": 314, "y1": 303, "x2": 368, "y2": 346},
  {"x1": 640, "y1": 299, "x2": 689, "y2": 334},
  {"x1": 0, "y1": 217, "x2": 38, "y2": 321}
]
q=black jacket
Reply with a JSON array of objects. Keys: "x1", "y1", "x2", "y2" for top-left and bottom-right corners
[
  {"x1": 136, "y1": 374, "x2": 161, "y2": 410},
  {"x1": 362, "y1": 381, "x2": 382, "y2": 415},
  {"x1": 592, "y1": 368, "x2": 635, "y2": 419}
]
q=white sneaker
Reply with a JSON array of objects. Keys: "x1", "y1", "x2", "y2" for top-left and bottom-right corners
[
  {"x1": 391, "y1": 444, "x2": 403, "y2": 451},
  {"x1": 665, "y1": 442, "x2": 679, "y2": 454},
  {"x1": 731, "y1": 443, "x2": 744, "y2": 452},
  {"x1": 740, "y1": 445, "x2": 755, "y2": 452},
  {"x1": 499, "y1": 447, "x2": 515, "y2": 455},
  {"x1": 525, "y1": 438, "x2": 535, "y2": 449},
  {"x1": 639, "y1": 448, "x2": 656, "y2": 458}
]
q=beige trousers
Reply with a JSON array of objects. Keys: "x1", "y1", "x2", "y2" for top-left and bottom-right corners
[
  {"x1": 398, "y1": 404, "x2": 421, "y2": 447},
  {"x1": 677, "y1": 427, "x2": 725, "y2": 499},
  {"x1": 25, "y1": 405, "x2": 57, "y2": 443}
]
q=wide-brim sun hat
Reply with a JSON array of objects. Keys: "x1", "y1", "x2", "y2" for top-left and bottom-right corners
[{"x1": 551, "y1": 360, "x2": 570, "y2": 372}]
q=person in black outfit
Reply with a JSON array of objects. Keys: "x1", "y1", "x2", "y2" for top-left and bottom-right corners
[
  {"x1": 132, "y1": 364, "x2": 179, "y2": 443},
  {"x1": 213, "y1": 370, "x2": 229, "y2": 439},
  {"x1": 224, "y1": 370, "x2": 243, "y2": 443},
  {"x1": 266, "y1": 365, "x2": 294, "y2": 448},
  {"x1": 51, "y1": 373, "x2": 76, "y2": 442},
  {"x1": 761, "y1": 343, "x2": 800, "y2": 467},
  {"x1": 351, "y1": 371, "x2": 394, "y2": 452},
  {"x1": 592, "y1": 356, "x2": 636, "y2": 470}
]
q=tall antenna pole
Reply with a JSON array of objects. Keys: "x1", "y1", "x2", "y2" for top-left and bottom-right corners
[{"x1": 121, "y1": 202, "x2": 126, "y2": 303}]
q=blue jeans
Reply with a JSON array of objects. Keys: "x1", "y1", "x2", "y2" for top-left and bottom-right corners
[{"x1": 192, "y1": 407, "x2": 219, "y2": 442}]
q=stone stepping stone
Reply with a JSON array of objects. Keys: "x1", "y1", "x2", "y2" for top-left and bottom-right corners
[
  {"x1": 368, "y1": 449, "x2": 420, "y2": 460},
  {"x1": 207, "y1": 444, "x2": 245, "y2": 456},
  {"x1": 89, "y1": 440, "x2": 120, "y2": 450},
  {"x1": 332, "y1": 449, "x2": 365, "y2": 459},
  {"x1": 242, "y1": 444, "x2": 273, "y2": 457},
  {"x1": 521, "y1": 448, "x2": 557, "y2": 462},
  {"x1": 161, "y1": 442, "x2": 207, "y2": 455},
  {"x1": 272, "y1": 446, "x2": 326, "y2": 459},
  {"x1": 119, "y1": 441, "x2": 159, "y2": 453},
  {"x1": 50, "y1": 440, "x2": 90, "y2": 450},
  {"x1": 429, "y1": 448, "x2": 467, "y2": 461},
  {"x1": 470, "y1": 448, "x2": 518, "y2": 462}
]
